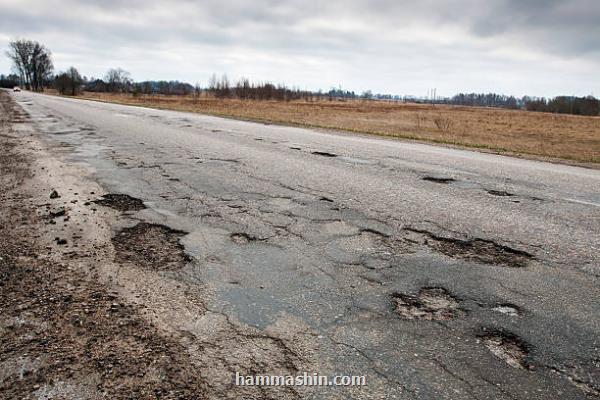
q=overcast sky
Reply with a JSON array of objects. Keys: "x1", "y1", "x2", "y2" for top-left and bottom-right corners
[{"x1": 1, "y1": 0, "x2": 598, "y2": 97}]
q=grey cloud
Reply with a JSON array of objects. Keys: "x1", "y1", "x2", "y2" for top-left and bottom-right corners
[{"x1": 0, "y1": 0, "x2": 598, "y2": 96}]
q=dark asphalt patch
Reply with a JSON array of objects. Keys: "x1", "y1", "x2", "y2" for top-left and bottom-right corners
[
  {"x1": 392, "y1": 287, "x2": 464, "y2": 321},
  {"x1": 312, "y1": 151, "x2": 337, "y2": 157},
  {"x1": 94, "y1": 194, "x2": 146, "y2": 212},
  {"x1": 422, "y1": 176, "x2": 455, "y2": 184},
  {"x1": 405, "y1": 228, "x2": 533, "y2": 268},
  {"x1": 113, "y1": 222, "x2": 190, "y2": 270},
  {"x1": 480, "y1": 330, "x2": 530, "y2": 369}
]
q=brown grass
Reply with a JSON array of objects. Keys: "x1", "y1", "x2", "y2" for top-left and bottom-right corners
[{"x1": 76, "y1": 92, "x2": 600, "y2": 164}]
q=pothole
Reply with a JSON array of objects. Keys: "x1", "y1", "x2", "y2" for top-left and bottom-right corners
[
  {"x1": 487, "y1": 190, "x2": 514, "y2": 197},
  {"x1": 312, "y1": 151, "x2": 337, "y2": 157},
  {"x1": 481, "y1": 330, "x2": 529, "y2": 369},
  {"x1": 422, "y1": 176, "x2": 455, "y2": 184},
  {"x1": 405, "y1": 228, "x2": 532, "y2": 268},
  {"x1": 492, "y1": 304, "x2": 521, "y2": 317},
  {"x1": 94, "y1": 194, "x2": 146, "y2": 212},
  {"x1": 112, "y1": 223, "x2": 190, "y2": 270},
  {"x1": 392, "y1": 287, "x2": 464, "y2": 321}
]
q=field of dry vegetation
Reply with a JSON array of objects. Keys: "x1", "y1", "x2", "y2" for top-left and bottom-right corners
[{"x1": 79, "y1": 92, "x2": 600, "y2": 164}]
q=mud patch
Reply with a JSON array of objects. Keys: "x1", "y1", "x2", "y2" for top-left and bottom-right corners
[
  {"x1": 392, "y1": 287, "x2": 464, "y2": 321},
  {"x1": 112, "y1": 223, "x2": 191, "y2": 270},
  {"x1": 94, "y1": 193, "x2": 146, "y2": 212},
  {"x1": 405, "y1": 228, "x2": 532, "y2": 268},
  {"x1": 480, "y1": 330, "x2": 529, "y2": 369},
  {"x1": 487, "y1": 190, "x2": 514, "y2": 197},
  {"x1": 312, "y1": 151, "x2": 337, "y2": 157},
  {"x1": 422, "y1": 176, "x2": 455, "y2": 184}
]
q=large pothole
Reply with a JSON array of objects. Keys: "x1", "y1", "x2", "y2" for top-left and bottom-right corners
[
  {"x1": 392, "y1": 287, "x2": 464, "y2": 321},
  {"x1": 480, "y1": 330, "x2": 529, "y2": 369},
  {"x1": 112, "y1": 223, "x2": 190, "y2": 270},
  {"x1": 405, "y1": 228, "x2": 532, "y2": 268},
  {"x1": 95, "y1": 193, "x2": 146, "y2": 212}
]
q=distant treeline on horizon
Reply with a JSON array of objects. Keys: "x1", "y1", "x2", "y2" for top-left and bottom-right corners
[{"x1": 1, "y1": 72, "x2": 598, "y2": 117}]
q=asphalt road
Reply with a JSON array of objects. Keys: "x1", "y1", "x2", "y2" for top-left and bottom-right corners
[{"x1": 10, "y1": 91, "x2": 600, "y2": 399}]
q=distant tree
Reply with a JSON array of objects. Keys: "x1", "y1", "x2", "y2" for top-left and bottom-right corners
[
  {"x1": 54, "y1": 73, "x2": 69, "y2": 95},
  {"x1": 208, "y1": 73, "x2": 218, "y2": 93},
  {"x1": 85, "y1": 79, "x2": 107, "y2": 92},
  {"x1": 361, "y1": 90, "x2": 373, "y2": 100},
  {"x1": 5, "y1": 39, "x2": 54, "y2": 91},
  {"x1": 0, "y1": 73, "x2": 20, "y2": 88},
  {"x1": 104, "y1": 68, "x2": 132, "y2": 92},
  {"x1": 54, "y1": 66, "x2": 83, "y2": 96}
]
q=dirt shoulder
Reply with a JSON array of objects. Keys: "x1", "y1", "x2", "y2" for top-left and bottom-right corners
[
  {"x1": 0, "y1": 91, "x2": 212, "y2": 399},
  {"x1": 0, "y1": 92, "x2": 307, "y2": 399}
]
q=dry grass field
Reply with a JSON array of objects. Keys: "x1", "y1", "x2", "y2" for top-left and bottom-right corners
[{"x1": 78, "y1": 92, "x2": 600, "y2": 164}]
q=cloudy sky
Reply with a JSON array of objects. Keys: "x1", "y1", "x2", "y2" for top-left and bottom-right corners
[{"x1": 1, "y1": 0, "x2": 598, "y2": 97}]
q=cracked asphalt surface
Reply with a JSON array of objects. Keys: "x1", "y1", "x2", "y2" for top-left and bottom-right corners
[{"x1": 3, "y1": 90, "x2": 600, "y2": 399}]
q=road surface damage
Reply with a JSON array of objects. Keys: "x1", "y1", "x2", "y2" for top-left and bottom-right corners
[
  {"x1": 2, "y1": 91, "x2": 599, "y2": 399},
  {"x1": 0, "y1": 92, "x2": 309, "y2": 400}
]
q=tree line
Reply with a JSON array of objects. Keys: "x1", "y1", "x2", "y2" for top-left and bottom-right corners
[
  {"x1": 3, "y1": 39, "x2": 599, "y2": 116},
  {"x1": 522, "y1": 96, "x2": 600, "y2": 116},
  {"x1": 444, "y1": 93, "x2": 600, "y2": 116},
  {"x1": 207, "y1": 74, "x2": 315, "y2": 101}
]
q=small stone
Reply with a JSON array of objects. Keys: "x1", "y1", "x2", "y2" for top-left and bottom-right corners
[{"x1": 50, "y1": 190, "x2": 60, "y2": 199}]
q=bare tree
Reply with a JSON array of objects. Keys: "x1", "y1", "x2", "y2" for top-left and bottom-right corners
[
  {"x1": 6, "y1": 39, "x2": 54, "y2": 91},
  {"x1": 54, "y1": 66, "x2": 83, "y2": 96},
  {"x1": 104, "y1": 68, "x2": 132, "y2": 92}
]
